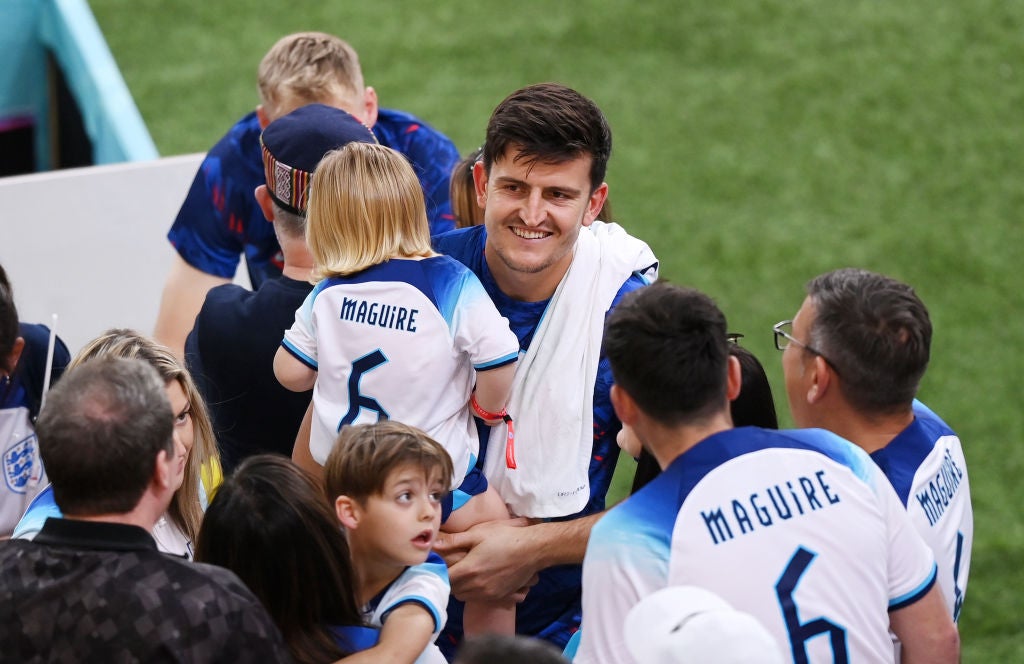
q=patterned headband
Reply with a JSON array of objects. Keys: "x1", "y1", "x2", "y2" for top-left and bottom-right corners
[{"x1": 261, "y1": 136, "x2": 312, "y2": 216}]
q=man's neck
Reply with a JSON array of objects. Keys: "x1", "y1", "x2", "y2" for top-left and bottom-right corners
[
  {"x1": 280, "y1": 263, "x2": 313, "y2": 282},
  {"x1": 274, "y1": 228, "x2": 315, "y2": 282},
  {"x1": 279, "y1": 245, "x2": 315, "y2": 282},
  {"x1": 643, "y1": 411, "x2": 735, "y2": 471},
  {"x1": 484, "y1": 244, "x2": 572, "y2": 302},
  {"x1": 821, "y1": 406, "x2": 915, "y2": 454},
  {"x1": 62, "y1": 511, "x2": 155, "y2": 532}
]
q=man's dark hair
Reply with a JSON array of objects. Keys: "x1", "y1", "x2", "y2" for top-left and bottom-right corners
[
  {"x1": 36, "y1": 357, "x2": 174, "y2": 516},
  {"x1": 630, "y1": 342, "x2": 779, "y2": 493},
  {"x1": 0, "y1": 264, "x2": 19, "y2": 366},
  {"x1": 454, "y1": 634, "x2": 568, "y2": 664},
  {"x1": 603, "y1": 281, "x2": 730, "y2": 426},
  {"x1": 482, "y1": 82, "x2": 612, "y2": 192},
  {"x1": 806, "y1": 267, "x2": 931, "y2": 413}
]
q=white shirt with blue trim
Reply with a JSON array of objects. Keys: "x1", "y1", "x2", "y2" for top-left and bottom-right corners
[
  {"x1": 576, "y1": 426, "x2": 937, "y2": 664},
  {"x1": 281, "y1": 257, "x2": 518, "y2": 485},
  {"x1": 871, "y1": 401, "x2": 972, "y2": 622},
  {"x1": 0, "y1": 402, "x2": 46, "y2": 536},
  {"x1": 363, "y1": 552, "x2": 449, "y2": 664},
  {"x1": 13, "y1": 484, "x2": 194, "y2": 559}
]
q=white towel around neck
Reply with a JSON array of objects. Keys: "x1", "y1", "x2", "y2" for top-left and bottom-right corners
[{"x1": 483, "y1": 222, "x2": 659, "y2": 517}]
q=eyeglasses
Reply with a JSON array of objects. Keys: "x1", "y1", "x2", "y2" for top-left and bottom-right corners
[
  {"x1": 726, "y1": 332, "x2": 744, "y2": 344},
  {"x1": 772, "y1": 320, "x2": 839, "y2": 373}
]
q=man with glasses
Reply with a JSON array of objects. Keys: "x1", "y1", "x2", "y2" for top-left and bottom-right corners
[
  {"x1": 776, "y1": 267, "x2": 973, "y2": 628},
  {"x1": 575, "y1": 281, "x2": 957, "y2": 664}
]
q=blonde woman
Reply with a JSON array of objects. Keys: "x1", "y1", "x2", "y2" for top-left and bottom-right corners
[
  {"x1": 274, "y1": 142, "x2": 519, "y2": 636},
  {"x1": 13, "y1": 329, "x2": 221, "y2": 558}
]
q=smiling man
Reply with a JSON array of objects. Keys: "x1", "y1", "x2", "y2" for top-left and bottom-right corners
[{"x1": 432, "y1": 83, "x2": 658, "y2": 655}]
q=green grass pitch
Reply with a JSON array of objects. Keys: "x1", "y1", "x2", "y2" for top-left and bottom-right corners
[{"x1": 90, "y1": 1, "x2": 1024, "y2": 658}]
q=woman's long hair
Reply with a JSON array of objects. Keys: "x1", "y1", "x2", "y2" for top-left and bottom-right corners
[
  {"x1": 70, "y1": 329, "x2": 218, "y2": 541},
  {"x1": 195, "y1": 454, "x2": 365, "y2": 663}
]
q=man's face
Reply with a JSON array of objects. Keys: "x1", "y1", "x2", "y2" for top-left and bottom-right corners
[
  {"x1": 476, "y1": 146, "x2": 607, "y2": 300},
  {"x1": 782, "y1": 296, "x2": 818, "y2": 427}
]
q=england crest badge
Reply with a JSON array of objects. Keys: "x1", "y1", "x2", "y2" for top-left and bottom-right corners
[{"x1": 4, "y1": 433, "x2": 43, "y2": 494}]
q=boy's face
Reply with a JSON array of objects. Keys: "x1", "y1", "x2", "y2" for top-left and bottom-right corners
[{"x1": 350, "y1": 463, "x2": 444, "y2": 568}]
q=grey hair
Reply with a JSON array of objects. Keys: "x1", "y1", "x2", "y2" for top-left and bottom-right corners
[
  {"x1": 37, "y1": 357, "x2": 174, "y2": 516},
  {"x1": 806, "y1": 268, "x2": 931, "y2": 413}
]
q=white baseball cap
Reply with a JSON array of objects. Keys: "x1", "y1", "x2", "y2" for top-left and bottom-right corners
[{"x1": 624, "y1": 586, "x2": 785, "y2": 664}]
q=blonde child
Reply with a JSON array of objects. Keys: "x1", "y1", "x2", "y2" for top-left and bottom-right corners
[{"x1": 274, "y1": 142, "x2": 518, "y2": 635}]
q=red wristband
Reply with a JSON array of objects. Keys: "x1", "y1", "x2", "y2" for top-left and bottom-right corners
[
  {"x1": 470, "y1": 393, "x2": 507, "y2": 421},
  {"x1": 471, "y1": 394, "x2": 516, "y2": 469}
]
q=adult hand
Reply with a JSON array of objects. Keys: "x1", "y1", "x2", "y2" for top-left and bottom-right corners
[{"x1": 434, "y1": 517, "x2": 540, "y2": 603}]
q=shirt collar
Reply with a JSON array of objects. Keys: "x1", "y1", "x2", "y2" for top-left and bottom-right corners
[{"x1": 34, "y1": 517, "x2": 159, "y2": 553}]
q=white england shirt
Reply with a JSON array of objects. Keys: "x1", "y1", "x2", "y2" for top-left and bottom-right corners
[
  {"x1": 0, "y1": 403, "x2": 45, "y2": 536},
  {"x1": 362, "y1": 552, "x2": 449, "y2": 664},
  {"x1": 871, "y1": 400, "x2": 972, "y2": 622},
  {"x1": 282, "y1": 257, "x2": 518, "y2": 485},
  {"x1": 576, "y1": 427, "x2": 937, "y2": 664}
]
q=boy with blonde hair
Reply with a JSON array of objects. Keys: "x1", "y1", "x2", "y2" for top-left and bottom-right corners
[
  {"x1": 156, "y1": 31, "x2": 459, "y2": 356},
  {"x1": 325, "y1": 421, "x2": 453, "y2": 664}
]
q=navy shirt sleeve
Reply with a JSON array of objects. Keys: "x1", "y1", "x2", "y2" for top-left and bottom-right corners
[
  {"x1": 374, "y1": 109, "x2": 460, "y2": 235},
  {"x1": 14, "y1": 323, "x2": 70, "y2": 421},
  {"x1": 167, "y1": 113, "x2": 281, "y2": 287}
]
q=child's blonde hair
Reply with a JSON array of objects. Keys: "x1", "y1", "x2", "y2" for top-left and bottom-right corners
[
  {"x1": 257, "y1": 32, "x2": 364, "y2": 118},
  {"x1": 323, "y1": 421, "x2": 454, "y2": 504},
  {"x1": 307, "y1": 142, "x2": 435, "y2": 279}
]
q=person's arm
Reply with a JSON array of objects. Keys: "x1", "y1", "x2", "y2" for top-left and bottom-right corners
[
  {"x1": 154, "y1": 254, "x2": 230, "y2": 358},
  {"x1": 471, "y1": 363, "x2": 515, "y2": 423},
  {"x1": 434, "y1": 511, "x2": 602, "y2": 603},
  {"x1": 337, "y1": 603, "x2": 436, "y2": 664},
  {"x1": 274, "y1": 345, "x2": 317, "y2": 392},
  {"x1": 889, "y1": 583, "x2": 960, "y2": 663},
  {"x1": 291, "y1": 401, "x2": 324, "y2": 484}
]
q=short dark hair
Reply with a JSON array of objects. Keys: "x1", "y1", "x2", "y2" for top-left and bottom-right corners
[
  {"x1": 195, "y1": 454, "x2": 363, "y2": 663},
  {"x1": 806, "y1": 268, "x2": 931, "y2": 413},
  {"x1": 36, "y1": 357, "x2": 174, "y2": 516},
  {"x1": 603, "y1": 281, "x2": 730, "y2": 426},
  {"x1": 482, "y1": 83, "x2": 612, "y2": 192},
  {"x1": 0, "y1": 264, "x2": 19, "y2": 366},
  {"x1": 454, "y1": 634, "x2": 569, "y2": 664},
  {"x1": 323, "y1": 421, "x2": 454, "y2": 503},
  {"x1": 630, "y1": 342, "x2": 779, "y2": 494}
]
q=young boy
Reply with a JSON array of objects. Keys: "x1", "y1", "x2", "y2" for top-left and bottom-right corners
[{"x1": 325, "y1": 421, "x2": 453, "y2": 664}]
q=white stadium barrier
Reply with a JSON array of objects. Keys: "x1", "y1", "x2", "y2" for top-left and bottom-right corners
[{"x1": 0, "y1": 153, "x2": 242, "y2": 355}]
